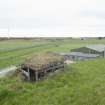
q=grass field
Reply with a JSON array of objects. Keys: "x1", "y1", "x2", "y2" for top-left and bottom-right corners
[
  {"x1": 0, "y1": 58, "x2": 105, "y2": 105},
  {"x1": 0, "y1": 38, "x2": 105, "y2": 69},
  {"x1": 0, "y1": 39, "x2": 61, "y2": 68},
  {"x1": 0, "y1": 38, "x2": 105, "y2": 105}
]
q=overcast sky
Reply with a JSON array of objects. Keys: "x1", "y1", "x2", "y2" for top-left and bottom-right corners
[{"x1": 0, "y1": 0, "x2": 105, "y2": 37}]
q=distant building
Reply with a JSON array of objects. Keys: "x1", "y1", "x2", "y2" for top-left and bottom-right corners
[
  {"x1": 71, "y1": 44, "x2": 105, "y2": 57},
  {"x1": 58, "y1": 44, "x2": 105, "y2": 61}
]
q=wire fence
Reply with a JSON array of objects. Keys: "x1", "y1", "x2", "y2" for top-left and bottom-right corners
[
  {"x1": 0, "y1": 43, "x2": 58, "y2": 61},
  {"x1": 0, "y1": 44, "x2": 45, "y2": 52}
]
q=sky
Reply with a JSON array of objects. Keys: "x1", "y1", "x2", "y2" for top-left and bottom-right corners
[{"x1": 0, "y1": 0, "x2": 105, "y2": 37}]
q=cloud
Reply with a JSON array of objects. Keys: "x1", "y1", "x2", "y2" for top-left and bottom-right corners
[{"x1": 0, "y1": 0, "x2": 105, "y2": 37}]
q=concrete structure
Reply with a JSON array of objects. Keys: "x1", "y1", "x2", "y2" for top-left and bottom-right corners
[
  {"x1": 21, "y1": 53, "x2": 64, "y2": 82},
  {"x1": 59, "y1": 52, "x2": 100, "y2": 61},
  {"x1": 0, "y1": 66, "x2": 17, "y2": 78}
]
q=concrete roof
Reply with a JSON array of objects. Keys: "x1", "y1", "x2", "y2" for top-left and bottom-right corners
[
  {"x1": 69, "y1": 52, "x2": 100, "y2": 58},
  {"x1": 86, "y1": 44, "x2": 105, "y2": 52},
  {"x1": 59, "y1": 52, "x2": 100, "y2": 58}
]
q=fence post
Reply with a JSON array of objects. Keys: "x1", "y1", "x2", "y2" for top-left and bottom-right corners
[
  {"x1": 28, "y1": 67, "x2": 30, "y2": 81},
  {"x1": 35, "y1": 71, "x2": 38, "y2": 81}
]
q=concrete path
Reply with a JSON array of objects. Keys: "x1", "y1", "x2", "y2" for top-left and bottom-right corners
[
  {"x1": 64, "y1": 60, "x2": 75, "y2": 65},
  {"x1": 0, "y1": 66, "x2": 17, "y2": 78}
]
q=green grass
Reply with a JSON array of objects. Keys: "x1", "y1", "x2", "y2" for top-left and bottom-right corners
[
  {"x1": 0, "y1": 39, "x2": 61, "y2": 68},
  {"x1": 0, "y1": 58, "x2": 105, "y2": 105},
  {"x1": 0, "y1": 38, "x2": 105, "y2": 105}
]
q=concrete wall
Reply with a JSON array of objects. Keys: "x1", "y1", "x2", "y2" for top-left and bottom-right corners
[{"x1": 64, "y1": 54, "x2": 99, "y2": 61}]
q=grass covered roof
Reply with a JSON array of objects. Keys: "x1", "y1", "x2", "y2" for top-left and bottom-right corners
[{"x1": 22, "y1": 52, "x2": 64, "y2": 70}]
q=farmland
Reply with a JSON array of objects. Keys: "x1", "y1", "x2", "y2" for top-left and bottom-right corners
[
  {"x1": 0, "y1": 39, "x2": 61, "y2": 68},
  {"x1": 0, "y1": 38, "x2": 105, "y2": 105}
]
